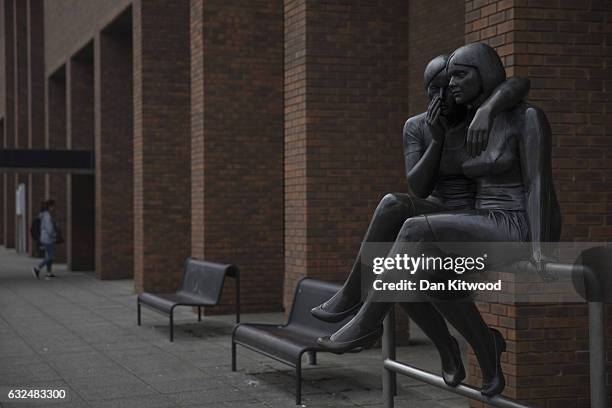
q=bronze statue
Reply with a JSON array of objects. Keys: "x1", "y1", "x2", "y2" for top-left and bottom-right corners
[{"x1": 313, "y1": 43, "x2": 560, "y2": 397}]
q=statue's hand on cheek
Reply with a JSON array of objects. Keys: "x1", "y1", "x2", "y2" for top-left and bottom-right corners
[
  {"x1": 466, "y1": 105, "x2": 493, "y2": 157},
  {"x1": 426, "y1": 95, "x2": 446, "y2": 144}
]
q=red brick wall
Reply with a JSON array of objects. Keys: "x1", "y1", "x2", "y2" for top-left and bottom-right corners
[
  {"x1": 0, "y1": 0, "x2": 5, "y2": 118},
  {"x1": 28, "y1": 0, "x2": 45, "y2": 257},
  {"x1": 69, "y1": 175, "x2": 94, "y2": 270},
  {"x1": 133, "y1": 0, "x2": 191, "y2": 292},
  {"x1": 191, "y1": 0, "x2": 284, "y2": 313},
  {"x1": 1, "y1": 0, "x2": 13, "y2": 249},
  {"x1": 94, "y1": 25, "x2": 133, "y2": 280},
  {"x1": 408, "y1": 0, "x2": 466, "y2": 117},
  {"x1": 66, "y1": 53, "x2": 94, "y2": 271},
  {"x1": 465, "y1": 0, "x2": 612, "y2": 406},
  {"x1": 283, "y1": 0, "x2": 409, "y2": 309},
  {"x1": 0, "y1": 120, "x2": 3, "y2": 246},
  {"x1": 13, "y1": 0, "x2": 28, "y2": 253},
  {"x1": 46, "y1": 70, "x2": 67, "y2": 263}
]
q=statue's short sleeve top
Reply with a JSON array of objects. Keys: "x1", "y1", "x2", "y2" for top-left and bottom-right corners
[
  {"x1": 403, "y1": 114, "x2": 475, "y2": 210},
  {"x1": 462, "y1": 105, "x2": 527, "y2": 211}
]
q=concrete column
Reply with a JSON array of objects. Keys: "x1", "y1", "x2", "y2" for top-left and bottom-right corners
[
  {"x1": 283, "y1": 0, "x2": 409, "y2": 308},
  {"x1": 66, "y1": 48, "x2": 95, "y2": 271},
  {"x1": 46, "y1": 68, "x2": 67, "y2": 263},
  {"x1": 132, "y1": 0, "x2": 190, "y2": 292},
  {"x1": 94, "y1": 24, "x2": 133, "y2": 280},
  {"x1": 27, "y1": 0, "x2": 45, "y2": 257},
  {"x1": 3, "y1": 0, "x2": 15, "y2": 249},
  {"x1": 190, "y1": 0, "x2": 284, "y2": 312}
]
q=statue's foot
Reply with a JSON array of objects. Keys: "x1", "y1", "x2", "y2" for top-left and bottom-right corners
[
  {"x1": 441, "y1": 336, "x2": 466, "y2": 387},
  {"x1": 311, "y1": 288, "x2": 362, "y2": 323},
  {"x1": 481, "y1": 328, "x2": 506, "y2": 397},
  {"x1": 317, "y1": 325, "x2": 382, "y2": 354}
]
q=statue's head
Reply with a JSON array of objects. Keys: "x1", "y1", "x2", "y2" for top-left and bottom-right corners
[
  {"x1": 447, "y1": 43, "x2": 506, "y2": 107},
  {"x1": 424, "y1": 55, "x2": 457, "y2": 117}
]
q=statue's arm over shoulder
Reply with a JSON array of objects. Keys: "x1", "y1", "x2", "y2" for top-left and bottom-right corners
[
  {"x1": 519, "y1": 106, "x2": 559, "y2": 260},
  {"x1": 468, "y1": 77, "x2": 530, "y2": 156},
  {"x1": 403, "y1": 116, "x2": 443, "y2": 198},
  {"x1": 481, "y1": 76, "x2": 530, "y2": 117}
]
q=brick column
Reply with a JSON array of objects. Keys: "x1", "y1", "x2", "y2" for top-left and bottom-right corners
[
  {"x1": 283, "y1": 0, "x2": 409, "y2": 308},
  {"x1": 132, "y1": 0, "x2": 190, "y2": 293},
  {"x1": 0, "y1": 0, "x2": 15, "y2": 248},
  {"x1": 66, "y1": 49, "x2": 95, "y2": 271},
  {"x1": 27, "y1": 0, "x2": 45, "y2": 257},
  {"x1": 464, "y1": 1, "x2": 612, "y2": 406},
  {"x1": 46, "y1": 68, "x2": 67, "y2": 263},
  {"x1": 191, "y1": 0, "x2": 284, "y2": 312},
  {"x1": 13, "y1": 0, "x2": 28, "y2": 253},
  {"x1": 0, "y1": 119, "x2": 4, "y2": 246},
  {"x1": 3, "y1": 0, "x2": 15, "y2": 250},
  {"x1": 407, "y1": 0, "x2": 465, "y2": 117},
  {"x1": 94, "y1": 26, "x2": 133, "y2": 280}
]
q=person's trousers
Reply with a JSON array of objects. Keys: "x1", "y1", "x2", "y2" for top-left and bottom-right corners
[{"x1": 38, "y1": 243, "x2": 55, "y2": 273}]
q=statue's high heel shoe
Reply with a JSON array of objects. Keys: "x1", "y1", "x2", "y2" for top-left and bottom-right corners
[
  {"x1": 442, "y1": 336, "x2": 466, "y2": 387},
  {"x1": 311, "y1": 289, "x2": 362, "y2": 323},
  {"x1": 481, "y1": 328, "x2": 506, "y2": 397},
  {"x1": 317, "y1": 325, "x2": 383, "y2": 354}
]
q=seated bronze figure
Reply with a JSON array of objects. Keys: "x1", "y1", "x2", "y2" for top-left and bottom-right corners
[{"x1": 312, "y1": 43, "x2": 561, "y2": 397}]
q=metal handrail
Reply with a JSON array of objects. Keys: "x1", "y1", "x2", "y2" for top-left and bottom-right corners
[{"x1": 382, "y1": 261, "x2": 607, "y2": 408}]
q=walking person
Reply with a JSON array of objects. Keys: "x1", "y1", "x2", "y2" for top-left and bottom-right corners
[{"x1": 32, "y1": 200, "x2": 58, "y2": 279}]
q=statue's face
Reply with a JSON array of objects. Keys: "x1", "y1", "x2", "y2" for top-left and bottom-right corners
[
  {"x1": 447, "y1": 63, "x2": 482, "y2": 105},
  {"x1": 426, "y1": 71, "x2": 456, "y2": 116}
]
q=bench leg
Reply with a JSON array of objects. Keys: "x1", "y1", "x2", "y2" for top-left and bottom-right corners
[
  {"x1": 198, "y1": 306, "x2": 202, "y2": 322},
  {"x1": 169, "y1": 311, "x2": 174, "y2": 342},
  {"x1": 231, "y1": 341, "x2": 236, "y2": 372},
  {"x1": 137, "y1": 301, "x2": 141, "y2": 326},
  {"x1": 295, "y1": 360, "x2": 302, "y2": 405},
  {"x1": 307, "y1": 351, "x2": 316, "y2": 365}
]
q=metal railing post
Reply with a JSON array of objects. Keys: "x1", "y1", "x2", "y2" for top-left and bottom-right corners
[
  {"x1": 382, "y1": 307, "x2": 396, "y2": 408},
  {"x1": 589, "y1": 301, "x2": 607, "y2": 408}
]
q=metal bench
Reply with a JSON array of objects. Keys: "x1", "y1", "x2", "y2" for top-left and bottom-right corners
[
  {"x1": 231, "y1": 277, "x2": 354, "y2": 405},
  {"x1": 137, "y1": 258, "x2": 240, "y2": 342}
]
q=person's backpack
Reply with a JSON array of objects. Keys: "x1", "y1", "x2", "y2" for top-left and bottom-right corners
[
  {"x1": 54, "y1": 221, "x2": 65, "y2": 244},
  {"x1": 30, "y1": 217, "x2": 41, "y2": 242}
]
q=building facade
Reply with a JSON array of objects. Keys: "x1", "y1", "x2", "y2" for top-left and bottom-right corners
[{"x1": 1, "y1": 0, "x2": 611, "y2": 406}]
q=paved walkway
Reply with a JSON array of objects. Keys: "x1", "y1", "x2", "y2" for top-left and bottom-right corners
[{"x1": 0, "y1": 247, "x2": 468, "y2": 408}]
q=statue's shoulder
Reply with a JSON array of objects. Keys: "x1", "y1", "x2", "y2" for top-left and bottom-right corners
[
  {"x1": 403, "y1": 113, "x2": 428, "y2": 143},
  {"x1": 403, "y1": 112, "x2": 427, "y2": 134}
]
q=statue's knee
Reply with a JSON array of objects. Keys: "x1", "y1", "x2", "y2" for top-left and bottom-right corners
[
  {"x1": 398, "y1": 216, "x2": 430, "y2": 241},
  {"x1": 379, "y1": 193, "x2": 400, "y2": 208}
]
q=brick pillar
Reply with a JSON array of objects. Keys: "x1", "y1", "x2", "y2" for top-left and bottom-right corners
[
  {"x1": 191, "y1": 0, "x2": 284, "y2": 312},
  {"x1": 132, "y1": 0, "x2": 190, "y2": 292},
  {"x1": 46, "y1": 69, "x2": 67, "y2": 263},
  {"x1": 66, "y1": 50, "x2": 95, "y2": 271},
  {"x1": 3, "y1": 0, "x2": 15, "y2": 250},
  {"x1": 464, "y1": 1, "x2": 612, "y2": 406},
  {"x1": 94, "y1": 26, "x2": 133, "y2": 280},
  {"x1": 27, "y1": 0, "x2": 45, "y2": 257},
  {"x1": 283, "y1": 0, "x2": 409, "y2": 308},
  {"x1": 0, "y1": 119, "x2": 4, "y2": 246},
  {"x1": 13, "y1": 0, "x2": 28, "y2": 253},
  {"x1": 408, "y1": 0, "x2": 465, "y2": 117}
]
